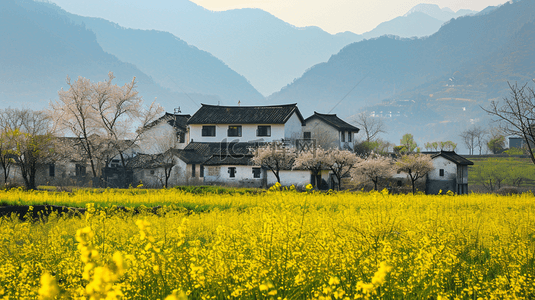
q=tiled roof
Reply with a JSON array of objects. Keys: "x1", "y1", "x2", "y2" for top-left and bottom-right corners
[
  {"x1": 187, "y1": 104, "x2": 305, "y2": 125},
  {"x1": 428, "y1": 151, "x2": 474, "y2": 165},
  {"x1": 144, "y1": 113, "x2": 190, "y2": 131},
  {"x1": 203, "y1": 154, "x2": 255, "y2": 166},
  {"x1": 305, "y1": 112, "x2": 360, "y2": 132}
]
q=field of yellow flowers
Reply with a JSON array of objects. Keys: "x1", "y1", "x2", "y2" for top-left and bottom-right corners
[{"x1": 0, "y1": 187, "x2": 534, "y2": 299}]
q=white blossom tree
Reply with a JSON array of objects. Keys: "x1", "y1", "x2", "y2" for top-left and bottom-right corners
[
  {"x1": 324, "y1": 148, "x2": 358, "y2": 190},
  {"x1": 51, "y1": 72, "x2": 163, "y2": 176},
  {"x1": 396, "y1": 153, "x2": 434, "y2": 194},
  {"x1": 352, "y1": 155, "x2": 394, "y2": 191},
  {"x1": 251, "y1": 142, "x2": 296, "y2": 184},
  {"x1": 293, "y1": 147, "x2": 328, "y2": 188}
]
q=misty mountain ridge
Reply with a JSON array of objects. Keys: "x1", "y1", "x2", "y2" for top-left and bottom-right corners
[
  {"x1": 404, "y1": 4, "x2": 476, "y2": 21},
  {"x1": 269, "y1": 0, "x2": 535, "y2": 145},
  {"x1": 0, "y1": 0, "x2": 264, "y2": 114}
]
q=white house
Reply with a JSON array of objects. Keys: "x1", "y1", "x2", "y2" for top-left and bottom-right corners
[
  {"x1": 425, "y1": 151, "x2": 474, "y2": 195},
  {"x1": 187, "y1": 103, "x2": 305, "y2": 144},
  {"x1": 303, "y1": 112, "x2": 360, "y2": 150},
  {"x1": 138, "y1": 112, "x2": 191, "y2": 153}
]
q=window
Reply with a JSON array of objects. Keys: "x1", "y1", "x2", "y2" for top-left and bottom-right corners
[
  {"x1": 201, "y1": 126, "x2": 216, "y2": 137},
  {"x1": 49, "y1": 164, "x2": 55, "y2": 177},
  {"x1": 304, "y1": 132, "x2": 311, "y2": 139},
  {"x1": 397, "y1": 180, "x2": 402, "y2": 187},
  {"x1": 257, "y1": 125, "x2": 271, "y2": 137},
  {"x1": 348, "y1": 131, "x2": 352, "y2": 142},
  {"x1": 227, "y1": 125, "x2": 242, "y2": 137},
  {"x1": 252, "y1": 167, "x2": 261, "y2": 178},
  {"x1": 178, "y1": 131, "x2": 185, "y2": 143},
  {"x1": 439, "y1": 169, "x2": 445, "y2": 177},
  {"x1": 228, "y1": 167, "x2": 236, "y2": 178},
  {"x1": 75, "y1": 164, "x2": 86, "y2": 176},
  {"x1": 200, "y1": 165, "x2": 204, "y2": 178},
  {"x1": 340, "y1": 131, "x2": 345, "y2": 142},
  {"x1": 192, "y1": 164, "x2": 196, "y2": 177},
  {"x1": 150, "y1": 170, "x2": 155, "y2": 175},
  {"x1": 111, "y1": 159, "x2": 120, "y2": 168}
]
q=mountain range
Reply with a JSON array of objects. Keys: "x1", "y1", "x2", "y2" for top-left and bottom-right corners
[
  {"x1": 0, "y1": 0, "x2": 262, "y2": 113},
  {"x1": 43, "y1": 0, "x2": 476, "y2": 96},
  {"x1": 270, "y1": 0, "x2": 534, "y2": 144}
]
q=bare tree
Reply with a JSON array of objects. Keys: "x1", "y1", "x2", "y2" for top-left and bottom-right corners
[
  {"x1": 460, "y1": 126, "x2": 486, "y2": 155},
  {"x1": 396, "y1": 153, "x2": 434, "y2": 194},
  {"x1": 252, "y1": 142, "x2": 296, "y2": 184},
  {"x1": 324, "y1": 148, "x2": 358, "y2": 190},
  {"x1": 351, "y1": 155, "x2": 394, "y2": 191},
  {"x1": 482, "y1": 82, "x2": 535, "y2": 164},
  {"x1": 351, "y1": 112, "x2": 386, "y2": 143}
]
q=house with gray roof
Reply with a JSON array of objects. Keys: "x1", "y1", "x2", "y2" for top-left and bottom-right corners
[
  {"x1": 303, "y1": 112, "x2": 360, "y2": 150},
  {"x1": 138, "y1": 112, "x2": 191, "y2": 154},
  {"x1": 187, "y1": 103, "x2": 305, "y2": 144},
  {"x1": 425, "y1": 151, "x2": 474, "y2": 194}
]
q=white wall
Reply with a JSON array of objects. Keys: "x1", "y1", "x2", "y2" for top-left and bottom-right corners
[
  {"x1": 204, "y1": 165, "x2": 264, "y2": 187},
  {"x1": 284, "y1": 113, "x2": 304, "y2": 140},
  {"x1": 267, "y1": 170, "x2": 311, "y2": 188},
  {"x1": 190, "y1": 123, "x2": 287, "y2": 143},
  {"x1": 138, "y1": 122, "x2": 188, "y2": 154},
  {"x1": 428, "y1": 157, "x2": 457, "y2": 181}
]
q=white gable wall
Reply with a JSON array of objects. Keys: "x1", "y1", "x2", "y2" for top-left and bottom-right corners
[
  {"x1": 267, "y1": 170, "x2": 311, "y2": 188},
  {"x1": 428, "y1": 156, "x2": 457, "y2": 181},
  {"x1": 284, "y1": 112, "x2": 303, "y2": 140}
]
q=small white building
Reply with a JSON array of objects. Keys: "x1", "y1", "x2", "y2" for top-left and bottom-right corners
[
  {"x1": 303, "y1": 112, "x2": 360, "y2": 150},
  {"x1": 138, "y1": 112, "x2": 191, "y2": 153},
  {"x1": 425, "y1": 151, "x2": 474, "y2": 195}
]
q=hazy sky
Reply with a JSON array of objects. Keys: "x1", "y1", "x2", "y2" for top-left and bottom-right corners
[{"x1": 47, "y1": 0, "x2": 507, "y2": 34}]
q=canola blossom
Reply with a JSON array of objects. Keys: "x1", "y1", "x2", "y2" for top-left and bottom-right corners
[{"x1": 0, "y1": 188, "x2": 534, "y2": 299}]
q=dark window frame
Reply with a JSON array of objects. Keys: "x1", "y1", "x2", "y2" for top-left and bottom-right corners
[
  {"x1": 201, "y1": 125, "x2": 216, "y2": 137},
  {"x1": 348, "y1": 131, "x2": 352, "y2": 142},
  {"x1": 200, "y1": 165, "x2": 204, "y2": 178},
  {"x1": 49, "y1": 164, "x2": 55, "y2": 177},
  {"x1": 439, "y1": 169, "x2": 445, "y2": 177},
  {"x1": 192, "y1": 164, "x2": 196, "y2": 177},
  {"x1": 304, "y1": 131, "x2": 311, "y2": 139},
  {"x1": 228, "y1": 167, "x2": 236, "y2": 178},
  {"x1": 257, "y1": 125, "x2": 271, "y2": 137},
  {"x1": 341, "y1": 131, "x2": 345, "y2": 142},
  {"x1": 252, "y1": 167, "x2": 261, "y2": 178},
  {"x1": 227, "y1": 125, "x2": 242, "y2": 137}
]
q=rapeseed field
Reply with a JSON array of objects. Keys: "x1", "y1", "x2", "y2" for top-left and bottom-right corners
[{"x1": 0, "y1": 187, "x2": 534, "y2": 299}]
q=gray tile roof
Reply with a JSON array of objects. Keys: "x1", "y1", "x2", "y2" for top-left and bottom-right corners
[
  {"x1": 305, "y1": 112, "x2": 360, "y2": 132},
  {"x1": 144, "y1": 113, "x2": 190, "y2": 131},
  {"x1": 187, "y1": 104, "x2": 305, "y2": 125},
  {"x1": 426, "y1": 151, "x2": 474, "y2": 165}
]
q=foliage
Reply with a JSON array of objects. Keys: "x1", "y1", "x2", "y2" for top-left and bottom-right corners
[
  {"x1": 1, "y1": 190, "x2": 535, "y2": 299},
  {"x1": 396, "y1": 153, "x2": 434, "y2": 194},
  {"x1": 354, "y1": 138, "x2": 392, "y2": 157},
  {"x1": 399, "y1": 133, "x2": 418, "y2": 153},
  {"x1": 470, "y1": 157, "x2": 535, "y2": 191},
  {"x1": 424, "y1": 141, "x2": 457, "y2": 151},
  {"x1": 487, "y1": 134, "x2": 506, "y2": 154},
  {"x1": 351, "y1": 155, "x2": 394, "y2": 190}
]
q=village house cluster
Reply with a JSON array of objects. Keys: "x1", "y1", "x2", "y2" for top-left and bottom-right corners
[{"x1": 4, "y1": 103, "x2": 473, "y2": 194}]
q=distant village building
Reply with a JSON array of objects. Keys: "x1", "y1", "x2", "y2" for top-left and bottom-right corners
[
  {"x1": 425, "y1": 151, "x2": 474, "y2": 195},
  {"x1": 303, "y1": 112, "x2": 360, "y2": 150}
]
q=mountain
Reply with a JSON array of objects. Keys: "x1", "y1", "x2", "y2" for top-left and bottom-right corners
[
  {"x1": 0, "y1": 0, "x2": 261, "y2": 114},
  {"x1": 45, "y1": 0, "x2": 363, "y2": 96},
  {"x1": 47, "y1": 8, "x2": 264, "y2": 105},
  {"x1": 269, "y1": 0, "x2": 535, "y2": 144},
  {"x1": 404, "y1": 4, "x2": 476, "y2": 21},
  {"x1": 361, "y1": 4, "x2": 476, "y2": 39}
]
